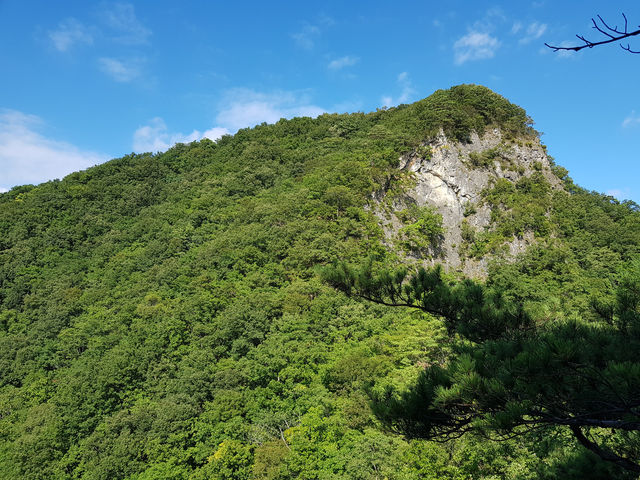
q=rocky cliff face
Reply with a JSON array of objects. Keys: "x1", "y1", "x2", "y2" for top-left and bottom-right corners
[{"x1": 377, "y1": 129, "x2": 563, "y2": 277}]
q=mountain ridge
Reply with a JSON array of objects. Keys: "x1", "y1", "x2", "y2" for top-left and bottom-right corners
[{"x1": 1, "y1": 85, "x2": 639, "y2": 479}]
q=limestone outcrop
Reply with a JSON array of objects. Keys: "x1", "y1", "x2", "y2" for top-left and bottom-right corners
[{"x1": 376, "y1": 129, "x2": 563, "y2": 277}]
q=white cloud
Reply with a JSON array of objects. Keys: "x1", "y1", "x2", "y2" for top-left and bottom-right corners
[
  {"x1": 46, "y1": 4, "x2": 151, "y2": 56},
  {"x1": 215, "y1": 89, "x2": 325, "y2": 131},
  {"x1": 328, "y1": 55, "x2": 359, "y2": 70},
  {"x1": 202, "y1": 127, "x2": 231, "y2": 140},
  {"x1": 98, "y1": 57, "x2": 142, "y2": 82},
  {"x1": 381, "y1": 72, "x2": 415, "y2": 107},
  {"x1": 453, "y1": 31, "x2": 500, "y2": 65},
  {"x1": 133, "y1": 89, "x2": 326, "y2": 153},
  {"x1": 132, "y1": 118, "x2": 172, "y2": 152},
  {"x1": 519, "y1": 22, "x2": 547, "y2": 44},
  {"x1": 133, "y1": 118, "x2": 229, "y2": 153},
  {"x1": 622, "y1": 111, "x2": 640, "y2": 128},
  {"x1": 101, "y1": 2, "x2": 151, "y2": 45},
  {"x1": 0, "y1": 109, "x2": 108, "y2": 190},
  {"x1": 511, "y1": 22, "x2": 523, "y2": 34},
  {"x1": 0, "y1": 187, "x2": 8, "y2": 193},
  {"x1": 48, "y1": 18, "x2": 93, "y2": 52},
  {"x1": 292, "y1": 24, "x2": 321, "y2": 49}
]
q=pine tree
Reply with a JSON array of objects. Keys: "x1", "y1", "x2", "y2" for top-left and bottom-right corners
[{"x1": 322, "y1": 260, "x2": 640, "y2": 473}]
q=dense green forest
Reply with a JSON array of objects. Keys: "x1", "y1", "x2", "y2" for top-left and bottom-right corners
[{"x1": 1, "y1": 85, "x2": 639, "y2": 479}]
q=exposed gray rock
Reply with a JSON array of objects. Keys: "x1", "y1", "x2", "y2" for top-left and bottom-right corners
[{"x1": 375, "y1": 129, "x2": 562, "y2": 278}]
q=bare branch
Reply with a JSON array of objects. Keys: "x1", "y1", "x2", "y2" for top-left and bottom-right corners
[
  {"x1": 622, "y1": 43, "x2": 640, "y2": 54},
  {"x1": 545, "y1": 13, "x2": 640, "y2": 53},
  {"x1": 597, "y1": 14, "x2": 625, "y2": 35},
  {"x1": 593, "y1": 17, "x2": 616, "y2": 39}
]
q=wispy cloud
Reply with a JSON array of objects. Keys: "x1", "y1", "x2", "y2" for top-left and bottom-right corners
[
  {"x1": 133, "y1": 118, "x2": 229, "y2": 152},
  {"x1": 519, "y1": 22, "x2": 547, "y2": 44},
  {"x1": 381, "y1": 72, "x2": 415, "y2": 107},
  {"x1": 622, "y1": 110, "x2": 640, "y2": 128},
  {"x1": 328, "y1": 55, "x2": 359, "y2": 70},
  {"x1": 292, "y1": 24, "x2": 320, "y2": 49},
  {"x1": 0, "y1": 109, "x2": 108, "y2": 190},
  {"x1": 467, "y1": 7, "x2": 506, "y2": 34},
  {"x1": 48, "y1": 18, "x2": 94, "y2": 52},
  {"x1": 291, "y1": 16, "x2": 333, "y2": 49},
  {"x1": 46, "y1": 3, "x2": 151, "y2": 55},
  {"x1": 101, "y1": 2, "x2": 151, "y2": 45},
  {"x1": 454, "y1": 31, "x2": 500, "y2": 65},
  {"x1": 98, "y1": 57, "x2": 142, "y2": 82},
  {"x1": 45, "y1": 4, "x2": 151, "y2": 82},
  {"x1": 452, "y1": 10, "x2": 545, "y2": 64}
]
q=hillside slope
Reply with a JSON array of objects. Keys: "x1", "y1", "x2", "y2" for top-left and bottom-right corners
[{"x1": 0, "y1": 85, "x2": 639, "y2": 479}]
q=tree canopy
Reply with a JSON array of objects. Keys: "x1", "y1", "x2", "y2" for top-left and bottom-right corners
[{"x1": 1, "y1": 84, "x2": 639, "y2": 479}]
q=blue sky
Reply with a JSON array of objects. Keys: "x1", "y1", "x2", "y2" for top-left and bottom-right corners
[{"x1": 1, "y1": 1, "x2": 639, "y2": 202}]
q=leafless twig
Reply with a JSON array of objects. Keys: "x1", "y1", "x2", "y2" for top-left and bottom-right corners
[{"x1": 545, "y1": 13, "x2": 640, "y2": 53}]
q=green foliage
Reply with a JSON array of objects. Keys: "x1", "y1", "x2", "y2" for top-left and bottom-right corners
[
  {"x1": 394, "y1": 84, "x2": 536, "y2": 143},
  {"x1": 0, "y1": 84, "x2": 638, "y2": 478},
  {"x1": 396, "y1": 205, "x2": 445, "y2": 255},
  {"x1": 460, "y1": 172, "x2": 554, "y2": 259},
  {"x1": 468, "y1": 147, "x2": 502, "y2": 168}
]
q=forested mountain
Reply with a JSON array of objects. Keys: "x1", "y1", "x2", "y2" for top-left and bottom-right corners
[{"x1": 1, "y1": 85, "x2": 639, "y2": 479}]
